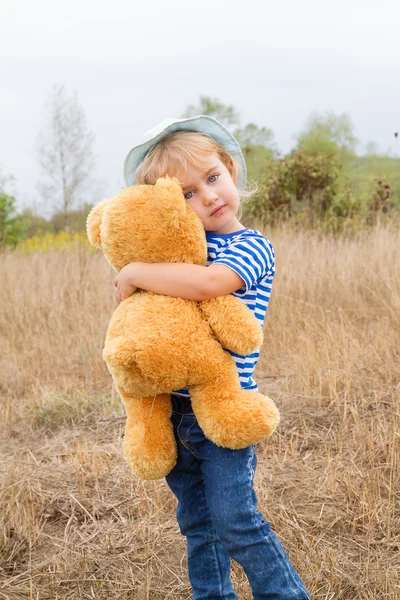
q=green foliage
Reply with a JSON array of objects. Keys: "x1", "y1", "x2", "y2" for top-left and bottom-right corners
[
  {"x1": 244, "y1": 148, "x2": 341, "y2": 227},
  {"x1": 243, "y1": 159, "x2": 292, "y2": 225},
  {"x1": 367, "y1": 177, "x2": 393, "y2": 226},
  {"x1": 0, "y1": 192, "x2": 27, "y2": 250},
  {"x1": 233, "y1": 123, "x2": 276, "y2": 150},
  {"x1": 18, "y1": 203, "x2": 93, "y2": 239},
  {"x1": 322, "y1": 182, "x2": 365, "y2": 233},
  {"x1": 20, "y1": 208, "x2": 55, "y2": 237},
  {"x1": 234, "y1": 123, "x2": 277, "y2": 183},
  {"x1": 370, "y1": 178, "x2": 392, "y2": 213},
  {"x1": 13, "y1": 96, "x2": 400, "y2": 239},
  {"x1": 288, "y1": 148, "x2": 341, "y2": 222},
  {"x1": 243, "y1": 144, "x2": 276, "y2": 183},
  {"x1": 349, "y1": 153, "x2": 400, "y2": 207},
  {"x1": 50, "y1": 203, "x2": 93, "y2": 234},
  {"x1": 181, "y1": 97, "x2": 278, "y2": 187},
  {"x1": 182, "y1": 96, "x2": 240, "y2": 128},
  {"x1": 297, "y1": 111, "x2": 358, "y2": 159},
  {"x1": 241, "y1": 107, "x2": 399, "y2": 232}
]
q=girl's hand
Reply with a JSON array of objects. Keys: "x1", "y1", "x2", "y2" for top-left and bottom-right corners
[{"x1": 114, "y1": 263, "x2": 138, "y2": 304}]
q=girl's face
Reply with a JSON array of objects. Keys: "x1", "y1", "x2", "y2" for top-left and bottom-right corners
[{"x1": 172, "y1": 153, "x2": 243, "y2": 235}]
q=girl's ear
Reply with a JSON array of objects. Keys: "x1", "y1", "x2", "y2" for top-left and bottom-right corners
[
  {"x1": 86, "y1": 198, "x2": 110, "y2": 248},
  {"x1": 153, "y1": 175, "x2": 187, "y2": 228}
]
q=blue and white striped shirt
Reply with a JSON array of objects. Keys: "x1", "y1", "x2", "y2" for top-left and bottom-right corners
[{"x1": 174, "y1": 228, "x2": 275, "y2": 397}]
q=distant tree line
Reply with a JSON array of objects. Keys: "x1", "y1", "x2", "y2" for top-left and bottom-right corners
[
  {"x1": 183, "y1": 97, "x2": 399, "y2": 232},
  {"x1": 1, "y1": 93, "x2": 399, "y2": 250}
]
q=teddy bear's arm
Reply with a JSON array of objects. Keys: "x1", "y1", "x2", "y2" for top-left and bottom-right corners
[{"x1": 198, "y1": 296, "x2": 263, "y2": 355}]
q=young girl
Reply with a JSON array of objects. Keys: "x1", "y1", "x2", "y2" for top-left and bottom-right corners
[{"x1": 114, "y1": 116, "x2": 310, "y2": 600}]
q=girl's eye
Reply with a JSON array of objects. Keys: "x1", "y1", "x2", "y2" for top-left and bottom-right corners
[
  {"x1": 209, "y1": 174, "x2": 218, "y2": 183},
  {"x1": 184, "y1": 191, "x2": 194, "y2": 200}
]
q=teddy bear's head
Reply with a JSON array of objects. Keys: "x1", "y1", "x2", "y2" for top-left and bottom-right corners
[{"x1": 86, "y1": 176, "x2": 207, "y2": 272}]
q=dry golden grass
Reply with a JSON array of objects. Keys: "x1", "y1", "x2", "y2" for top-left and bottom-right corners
[{"x1": 0, "y1": 225, "x2": 399, "y2": 599}]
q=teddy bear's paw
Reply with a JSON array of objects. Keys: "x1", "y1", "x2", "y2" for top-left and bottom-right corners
[
  {"x1": 245, "y1": 393, "x2": 280, "y2": 440},
  {"x1": 231, "y1": 392, "x2": 280, "y2": 447},
  {"x1": 103, "y1": 336, "x2": 138, "y2": 368},
  {"x1": 123, "y1": 422, "x2": 178, "y2": 480},
  {"x1": 194, "y1": 391, "x2": 280, "y2": 450},
  {"x1": 199, "y1": 296, "x2": 263, "y2": 355}
]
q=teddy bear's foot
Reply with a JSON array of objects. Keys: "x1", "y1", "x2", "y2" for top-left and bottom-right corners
[
  {"x1": 123, "y1": 420, "x2": 178, "y2": 480},
  {"x1": 121, "y1": 393, "x2": 178, "y2": 480},
  {"x1": 191, "y1": 389, "x2": 280, "y2": 450}
]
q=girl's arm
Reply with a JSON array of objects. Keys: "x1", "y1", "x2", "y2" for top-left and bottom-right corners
[{"x1": 114, "y1": 262, "x2": 245, "y2": 302}]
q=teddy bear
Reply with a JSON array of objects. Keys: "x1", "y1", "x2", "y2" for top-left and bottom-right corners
[{"x1": 86, "y1": 176, "x2": 280, "y2": 480}]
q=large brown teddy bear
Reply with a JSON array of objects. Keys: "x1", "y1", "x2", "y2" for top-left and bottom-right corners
[{"x1": 87, "y1": 176, "x2": 280, "y2": 480}]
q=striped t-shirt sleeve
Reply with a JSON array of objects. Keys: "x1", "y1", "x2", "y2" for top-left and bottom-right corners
[{"x1": 210, "y1": 235, "x2": 275, "y2": 291}]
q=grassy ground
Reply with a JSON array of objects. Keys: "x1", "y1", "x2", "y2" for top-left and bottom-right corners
[{"x1": 0, "y1": 225, "x2": 399, "y2": 599}]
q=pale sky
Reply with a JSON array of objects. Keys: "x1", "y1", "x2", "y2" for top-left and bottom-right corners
[{"x1": 2, "y1": 0, "x2": 400, "y2": 215}]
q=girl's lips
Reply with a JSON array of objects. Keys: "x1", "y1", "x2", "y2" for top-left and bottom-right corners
[{"x1": 211, "y1": 204, "x2": 225, "y2": 216}]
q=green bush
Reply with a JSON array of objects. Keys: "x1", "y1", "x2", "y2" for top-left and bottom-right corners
[{"x1": 0, "y1": 192, "x2": 27, "y2": 250}]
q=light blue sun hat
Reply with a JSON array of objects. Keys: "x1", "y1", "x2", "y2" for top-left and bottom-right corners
[{"x1": 123, "y1": 115, "x2": 247, "y2": 191}]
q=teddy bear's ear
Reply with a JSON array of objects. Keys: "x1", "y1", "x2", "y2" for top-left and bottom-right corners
[
  {"x1": 153, "y1": 176, "x2": 186, "y2": 228},
  {"x1": 86, "y1": 198, "x2": 110, "y2": 248}
]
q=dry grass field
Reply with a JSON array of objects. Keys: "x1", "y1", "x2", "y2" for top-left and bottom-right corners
[{"x1": 0, "y1": 225, "x2": 399, "y2": 599}]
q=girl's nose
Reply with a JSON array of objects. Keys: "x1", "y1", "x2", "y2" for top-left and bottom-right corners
[{"x1": 203, "y1": 189, "x2": 218, "y2": 205}]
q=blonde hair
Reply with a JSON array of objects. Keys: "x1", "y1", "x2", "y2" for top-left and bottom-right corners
[{"x1": 135, "y1": 130, "x2": 241, "y2": 187}]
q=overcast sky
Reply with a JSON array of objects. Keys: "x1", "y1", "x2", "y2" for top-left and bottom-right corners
[{"x1": 2, "y1": 0, "x2": 400, "y2": 214}]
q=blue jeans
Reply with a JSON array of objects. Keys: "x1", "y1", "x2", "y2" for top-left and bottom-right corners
[{"x1": 166, "y1": 395, "x2": 310, "y2": 600}]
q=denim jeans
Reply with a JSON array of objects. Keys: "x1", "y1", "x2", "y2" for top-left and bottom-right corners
[{"x1": 165, "y1": 395, "x2": 310, "y2": 600}]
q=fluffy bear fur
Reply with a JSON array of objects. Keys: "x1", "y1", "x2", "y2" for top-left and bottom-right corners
[{"x1": 87, "y1": 176, "x2": 279, "y2": 480}]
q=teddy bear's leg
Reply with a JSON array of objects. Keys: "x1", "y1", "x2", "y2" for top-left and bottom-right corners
[
  {"x1": 190, "y1": 352, "x2": 280, "y2": 449},
  {"x1": 117, "y1": 390, "x2": 178, "y2": 480}
]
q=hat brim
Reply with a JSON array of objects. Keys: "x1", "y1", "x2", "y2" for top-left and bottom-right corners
[{"x1": 123, "y1": 115, "x2": 247, "y2": 191}]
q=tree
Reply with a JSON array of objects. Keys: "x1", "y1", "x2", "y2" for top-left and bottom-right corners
[
  {"x1": 19, "y1": 207, "x2": 54, "y2": 238},
  {"x1": 50, "y1": 203, "x2": 93, "y2": 234},
  {"x1": 182, "y1": 96, "x2": 240, "y2": 128},
  {"x1": 233, "y1": 123, "x2": 277, "y2": 182},
  {"x1": 296, "y1": 111, "x2": 358, "y2": 164},
  {"x1": 36, "y1": 84, "x2": 95, "y2": 231},
  {"x1": 233, "y1": 123, "x2": 275, "y2": 150},
  {"x1": 181, "y1": 97, "x2": 276, "y2": 151},
  {"x1": 181, "y1": 96, "x2": 277, "y2": 184}
]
